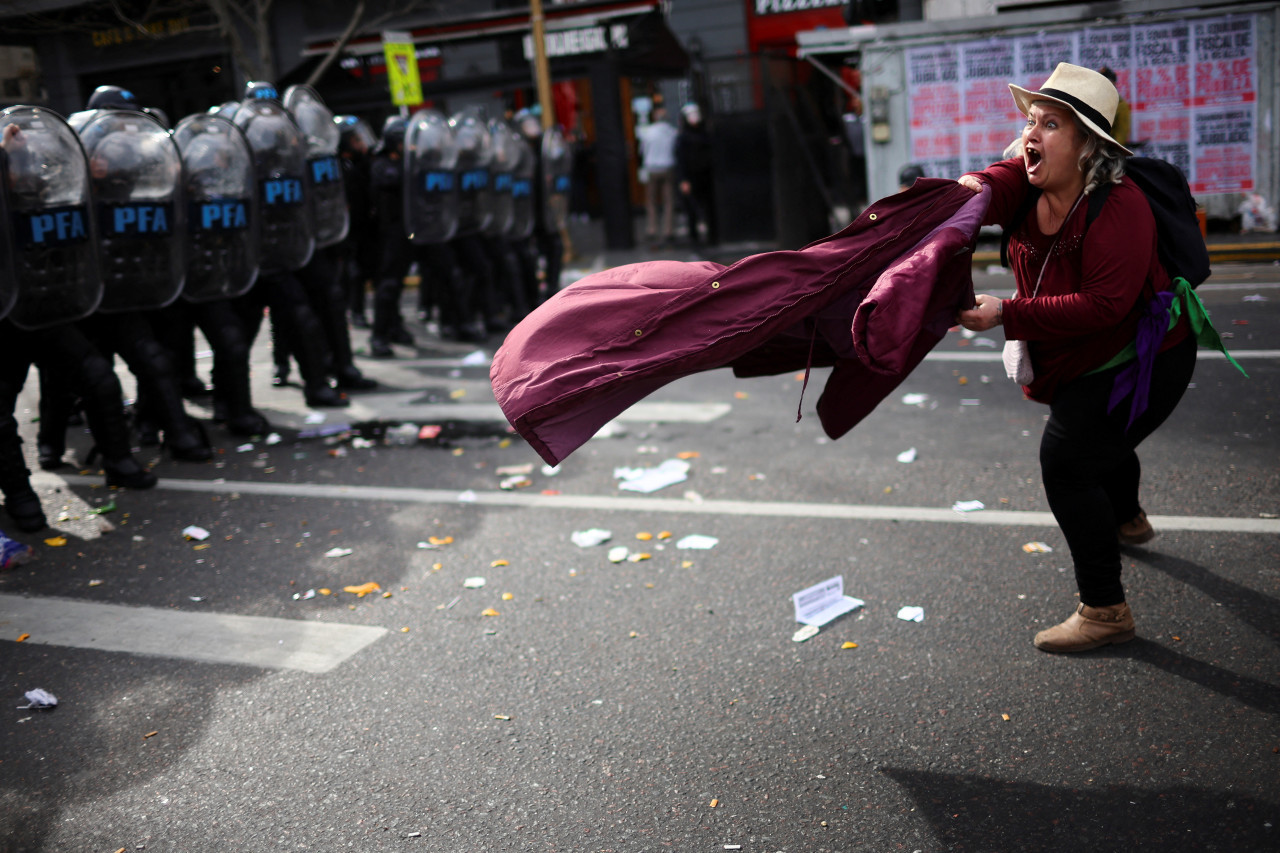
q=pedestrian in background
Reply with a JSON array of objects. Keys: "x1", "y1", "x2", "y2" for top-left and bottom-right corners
[
  {"x1": 956, "y1": 63, "x2": 1200, "y2": 653},
  {"x1": 676, "y1": 102, "x2": 717, "y2": 247},
  {"x1": 636, "y1": 105, "x2": 678, "y2": 246}
]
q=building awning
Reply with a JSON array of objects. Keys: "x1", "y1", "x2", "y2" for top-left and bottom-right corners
[
  {"x1": 293, "y1": 0, "x2": 686, "y2": 105},
  {"x1": 304, "y1": 0, "x2": 679, "y2": 59}
]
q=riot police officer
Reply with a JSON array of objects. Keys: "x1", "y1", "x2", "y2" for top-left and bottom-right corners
[
  {"x1": 402, "y1": 108, "x2": 478, "y2": 343},
  {"x1": 1, "y1": 108, "x2": 156, "y2": 531},
  {"x1": 335, "y1": 116, "x2": 377, "y2": 327},
  {"x1": 37, "y1": 86, "x2": 213, "y2": 465},
  {"x1": 514, "y1": 107, "x2": 568, "y2": 309},
  {"x1": 368, "y1": 115, "x2": 415, "y2": 357},
  {"x1": 230, "y1": 81, "x2": 346, "y2": 407},
  {"x1": 279, "y1": 86, "x2": 375, "y2": 392}
]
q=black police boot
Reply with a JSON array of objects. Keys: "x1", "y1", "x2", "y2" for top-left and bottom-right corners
[
  {"x1": 304, "y1": 383, "x2": 349, "y2": 408},
  {"x1": 0, "y1": 436, "x2": 46, "y2": 533},
  {"x1": 335, "y1": 366, "x2": 378, "y2": 391}
]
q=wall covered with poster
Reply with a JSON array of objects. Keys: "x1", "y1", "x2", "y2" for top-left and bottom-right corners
[
  {"x1": 902, "y1": 14, "x2": 1260, "y2": 196},
  {"x1": 822, "y1": 3, "x2": 1277, "y2": 216}
]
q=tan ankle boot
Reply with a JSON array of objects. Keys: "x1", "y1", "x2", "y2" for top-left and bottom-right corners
[
  {"x1": 1117, "y1": 511, "x2": 1155, "y2": 545},
  {"x1": 1034, "y1": 602, "x2": 1135, "y2": 653}
]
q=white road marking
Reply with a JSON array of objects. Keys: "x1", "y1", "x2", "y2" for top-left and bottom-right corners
[
  {"x1": 109, "y1": 477, "x2": 1280, "y2": 535},
  {"x1": 923, "y1": 349, "x2": 1280, "y2": 363},
  {"x1": 315, "y1": 398, "x2": 731, "y2": 424},
  {"x1": 0, "y1": 594, "x2": 387, "y2": 673}
]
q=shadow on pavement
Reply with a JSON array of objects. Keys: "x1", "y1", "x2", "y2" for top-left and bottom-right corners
[
  {"x1": 1104, "y1": 638, "x2": 1280, "y2": 716},
  {"x1": 1135, "y1": 549, "x2": 1280, "y2": 645},
  {"x1": 883, "y1": 766, "x2": 1277, "y2": 851}
]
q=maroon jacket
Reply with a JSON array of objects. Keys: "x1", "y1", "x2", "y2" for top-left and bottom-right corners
[{"x1": 491, "y1": 179, "x2": 990, "y2": 466}]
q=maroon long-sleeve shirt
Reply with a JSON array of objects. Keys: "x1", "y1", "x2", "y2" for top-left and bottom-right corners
[{"x1": 968, "y1": 158, "x2": 1187, "y2": 403}]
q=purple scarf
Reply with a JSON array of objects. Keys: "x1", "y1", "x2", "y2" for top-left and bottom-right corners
[{"x1": 1107, "y1": 289, "x2": 1175, "y2": 430}]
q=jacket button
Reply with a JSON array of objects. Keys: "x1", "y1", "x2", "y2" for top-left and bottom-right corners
[
  {"x1": 711, "y1": 281, "x2": 720, "y2": 288},
  {"x1": 634, "y1": 329, "x2": 643, "y2": 336},
  {"x1": 868, "y1": 213, "x2": 878, "y2": 221}
]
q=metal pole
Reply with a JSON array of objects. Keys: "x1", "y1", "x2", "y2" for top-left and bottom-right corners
[{"x1": 530, "y1": 0, "x2": 555, "y2": 130}]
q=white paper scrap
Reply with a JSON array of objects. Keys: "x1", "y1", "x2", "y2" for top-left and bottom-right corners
[
  {"x1": 1242, "y1": 294, "x2": 1267, "y2": 302},
  {"x1": 457, "y1": 490, "x2": 478, "y2": 502},
  {"x1": 896, "y1": 447, "x2": 917, "y2": 463},
  {"x1": 182, "y1": 525, "x2": 210, "y2": 541},
  {"x1": 901, "y1": 392, "x2": 929, "y2": 406},
  {"x1": 675, "y1": 534, "x2": 718, "y2": 550},
  {"x1": 17, "y1": 688, "x2": 57, "y2": 710},
  {"x1": 897, "y1": 606, "x2": 925, "y2": 622},
  {"x1": 324, "y1": 547, "x2": 353, "y2": 558},
  {"x1": 461, "y1": 350, "x2": 490, "y2": 365},
  {"x1": 792, "y1": 624, "x2": 821, "y2": 643},
  {"x1": 463, "y1": 577, "x2": 486, "y2": 589},
  {"x1": 304, "y1": 412, "x2": 326, "y2": 424},
  {"x1": 952, "y1": 500, "x2": 985, "y2": 513},
  {"x1": 617, "y1": 459, "x2": 690, "y2": 493},
  {"x1": 571, "y1": 528, "x2": 612, "y2": 548},
  {"x1": 792, "y1": 575, "x2": 865, "y2": 627},
  {"x1": 607, "y1": 546, "x2": 629, "y2": 563},
  {"x1": 236, "y1": 443, "x2": 254, "y2": 453}
]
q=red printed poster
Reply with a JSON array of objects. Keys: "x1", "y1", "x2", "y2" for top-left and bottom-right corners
[
  {"x1": 905, "y1": 44, "x2": 962, "y2": 177},
  {"x1": 1079, "y1": 26, "x2": 1133, "y2": 102},
  {"x1": 1016, "y1": 32, "x2": 1077, "y2": 91},
  {"x1": 1192, "y1": 15, "x2": 1256, "y2": 107},
  {"x1": 1132, "y1": 20, "x2": 1190, "y2": 111},
  {"x1": 1190, "y1": 105, "x2": 1254, "y2": 194},
  {"x1": 960, "y1": 40, "x2": 1016, "y2": 172}
]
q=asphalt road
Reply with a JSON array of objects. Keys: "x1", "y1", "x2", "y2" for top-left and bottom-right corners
[{"x1": 1, "y1": 259, "x2": 1277, "y2": 852}]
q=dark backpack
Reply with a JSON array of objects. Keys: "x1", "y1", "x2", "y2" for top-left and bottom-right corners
[{"x1": 1000, "y1": 156, "x2": 1210, "y2": 287}]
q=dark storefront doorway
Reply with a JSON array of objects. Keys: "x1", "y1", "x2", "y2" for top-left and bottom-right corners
[{"x1": 80, "y1": 56, "x2": 232, "y2": 124}]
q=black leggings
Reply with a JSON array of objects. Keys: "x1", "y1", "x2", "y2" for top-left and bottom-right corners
[{"x1": 1039, "y1": 333, "x2": 1197, "y2": 607}]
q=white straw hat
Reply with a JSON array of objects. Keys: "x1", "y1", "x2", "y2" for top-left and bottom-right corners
[{"x1": 1009, "y1": 62, "x2": 1132, "y2": 155}]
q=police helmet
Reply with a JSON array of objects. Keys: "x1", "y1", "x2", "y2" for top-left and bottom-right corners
[
  {"x1": 377, "y1": 115, "x2": 407, "y2": 154},
  {"x1": 513, "y1": 106, "x2": 542, "y2": 140},
  {"x1": 86, "y1": 85, "x2": 141, "y2": 111},
  {"x1": 243, "y1": 81, "x2": 281, "y2": 103}
]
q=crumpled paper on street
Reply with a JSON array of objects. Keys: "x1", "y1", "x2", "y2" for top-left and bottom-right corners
[{"x1": 615, "y1": 459, "x2": 690, "y2": 493}]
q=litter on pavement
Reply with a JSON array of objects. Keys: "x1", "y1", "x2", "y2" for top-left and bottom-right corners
[
  {"x1": 325, "y1": 547, "x2": 353, "y2": 558},
  {"x1": 17, "y1": 688, "x2": 57, "y2": 710},
  {"x1": 571, "y1": 528, "x2": 612, "y2": 548},
  {"x1": 901, "y1": 392, "x2": 929, "y2": 406},
  {"x1": 951, "y1": 500, "x2": 985, "y2": 513},
  {"x1": 897, "y1": 606, "x2": 925, "y2": 622},
  {"x1": 792, "y1": 624, "x2": 821, "y2": 643},
  {"x1": 793, "y1": 576, "x2": 865, "y2": 628},
  {"x1": 182, "y1": 526, "x2": 210, "y2": 541},
  {"x1": 896, "y1": 447, "x2": 917, "y2": 463},
  {"x1": 607, "y1": 546, "x2": 629, "y2": 563},
  {"x1": 675, "y1": 534, "x2": 718, "y2": 550},
  {"x1": 463, "y1": 577, "x2": 486, "y2": 588},
  {"x1": 615, "y1": 459, "x2": 691, "y2": 493},
  {"x1": 0, "y1": 532, "x2": 33, "y2": 569},
  {"x1": 1022, "y1": 541, "x2": 1054, "y2": 553}
]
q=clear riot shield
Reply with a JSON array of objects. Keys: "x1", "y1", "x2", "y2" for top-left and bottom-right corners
[
  {"x1": 542, "y1": 124, "x2": 572, "y2": 233},
  {"x1": 77, "y1": 109, "x2": 186, "y2": 313},
  {"x1": 507, "y1": 129, "x2": 536, "y2": 241},
  {"x1": 233, "y1": 100, "x2": 314, "y2": 272},
  {"x1": 283, "y1": 85, "x2": 348, "y2": 249},
  {"x1": 0, "y1": 143, "x2": 14, "y2": 320},
  {"x1": 0, "y1": 106, "x2": 102, "y2": 330},
  {"x1": 450, "y1": 108, "x2": 493, "y2": 236},
  {"x1": 173, "y1": 113, "x2": 260, "y2": 302},
  {"x1": 403, "y1": 109, "x2": 459, "y2": 246},
  {"x1": 485, "y1": 118, "x2": 522, "y2": 238}
]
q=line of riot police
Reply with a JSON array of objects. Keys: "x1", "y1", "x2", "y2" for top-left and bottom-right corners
[
  {"x1": 367, "y1": 103, "x2": 572, "y2": 355},
  {"x1": 0, "y1": 81, "x2": 376, "y2": 533}
]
